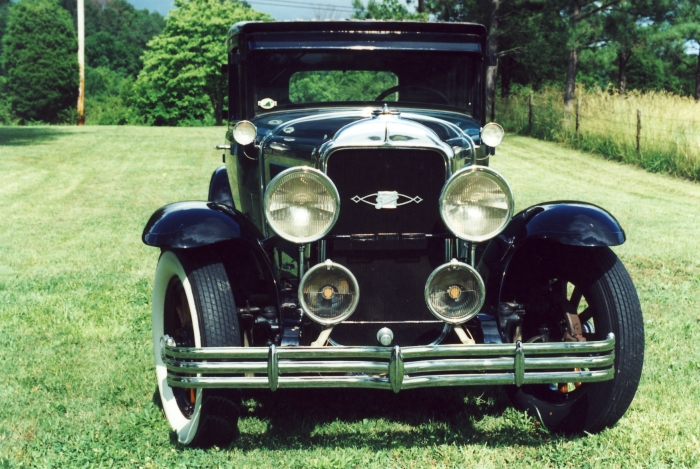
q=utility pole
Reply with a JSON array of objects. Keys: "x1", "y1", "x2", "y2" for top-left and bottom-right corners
[
  {"x1": 418, "y1": 0, "x2": 424, "y2": 13},
  {"x1": 77, "y1": 0, "x2": 85, "y2": 125}
]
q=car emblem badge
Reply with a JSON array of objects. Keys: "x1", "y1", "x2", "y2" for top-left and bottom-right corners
[
  {"x1": 352, "y1": 191, "x2": 423, "y2": 210},
  {"x1": 258, "y1": 98, "x2": 277, "y2": 109}
]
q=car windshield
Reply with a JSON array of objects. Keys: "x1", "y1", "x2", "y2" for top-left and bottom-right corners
[{"x1": 250, "y1": 50, "x2": 481, "y2": 116}]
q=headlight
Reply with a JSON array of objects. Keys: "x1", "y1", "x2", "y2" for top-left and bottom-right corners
[
  {"x1": 299, "y1": 259, "x2": 359, "y2": 325},
  {"x1": 232, "y1": 120, "x2": 257, "y2": 145},
  {"x1": 424, "y1": 259, "x2": 485, "y2": 324},
  {"x1": 481, "y1": 122, "x2": 505, "y2": 147},
  {"x1": 439, "y1": 166, "x2": 514, "y2": 242},
  {"x1": 264, "y1": 167, "x2": 340, "y2": 243}
]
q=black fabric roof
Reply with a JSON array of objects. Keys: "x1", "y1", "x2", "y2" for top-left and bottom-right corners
[{"x1": 229, "y1": 20, "x2": 487, "y2": 40}]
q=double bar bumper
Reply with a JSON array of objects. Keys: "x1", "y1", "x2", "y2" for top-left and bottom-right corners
[{"x1": 161, "y1": 333, "x2": 615, "y2": 393}]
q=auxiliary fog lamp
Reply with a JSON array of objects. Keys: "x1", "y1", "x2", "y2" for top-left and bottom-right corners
[
  {"x1": 298, "y1": 259, "x2": 360, "y2": 326},
  {"x1": 424, "y1": 259, "x2": 485, "y2": 324}
]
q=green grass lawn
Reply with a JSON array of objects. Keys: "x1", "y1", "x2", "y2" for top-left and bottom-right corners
[{"x1": 1, "y1": 126, "x2": 698, "y2": 468}]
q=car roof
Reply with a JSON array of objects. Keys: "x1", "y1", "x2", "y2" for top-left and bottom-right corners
[
  {"x1": 229, "y1": 20, "x2": 487, "y2": 53},
  {"x1": 229, "y1": 20, "x2": 487, "y2": 39}
]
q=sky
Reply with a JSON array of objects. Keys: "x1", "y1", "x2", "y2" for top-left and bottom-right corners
[{"x1": 129, "y1": 0, "x2": 356, "y2": 21}]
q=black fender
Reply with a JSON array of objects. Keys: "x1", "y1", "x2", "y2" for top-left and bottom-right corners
[
  {"x1": 144, "y1": 201, "x2": 282, "y2": 335},
  {"x1": 142, "y1": 201, "x2": 264, "y2": 249},
  {"x1": 479, "y1": 201, "x2": 625, "y2": 305},
  {"x1": 208, "y1": 165, "x2": 235, "y2": 208}
]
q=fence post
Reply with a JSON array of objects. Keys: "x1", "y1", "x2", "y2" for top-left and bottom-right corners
[
  {"x1": 528, "y1": 94, "x2": 533, "y2": 133},
  {"x1": 576, "y1": 99, "x2": 581, "y2": 135},
  {"x1": 636, "y1": 109, "x2": 641, "y2": 153}
]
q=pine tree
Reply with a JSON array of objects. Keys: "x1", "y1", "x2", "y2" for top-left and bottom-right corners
[{"x1": 1, "y1": 0, "x2": 79, "y2": 122}]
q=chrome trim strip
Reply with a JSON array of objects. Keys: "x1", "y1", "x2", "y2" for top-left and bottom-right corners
[
  {"x1": 403, "y1": 357, "x2": 513, "y2": 374},
  {"x1": 163, "y1": 333, "x2": 616, "y2": 391},
  {"x1": 514, "y1": 341, "x2": 524, "y2": 387},
  {"x1": 280, "y1": 360, "x2": 388, "y2": 374},
  {"x1": 167, "y1": 368, "x2": 615, "y2": 391},
  {"x1": 390, "y1": 345, "x2": 404, "y2": 393},
  {"x1": 268, "y1": 344, "x2": 279, "y2": 391}
]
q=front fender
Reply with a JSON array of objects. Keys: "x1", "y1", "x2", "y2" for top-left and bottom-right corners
[
  {"x1": 142, "y1": 201, "x2": 264, "y2": 249},
  {"x1": 208, "y1": 165, "x2": 235, "y2": 208},
  {"x1": 506, "y1": 201, "x2": 625, "y2": 247},
  {"x1": 479, "y1": 201, "x2": 625, "y2": 304}
]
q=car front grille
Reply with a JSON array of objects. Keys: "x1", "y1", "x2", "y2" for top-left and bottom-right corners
[
  {"x1": 324, "y1": 148, "x2": 449, "y2": 346},
  {"x1": 327, "y1": 149, "x2": 447, "y2": 236}
]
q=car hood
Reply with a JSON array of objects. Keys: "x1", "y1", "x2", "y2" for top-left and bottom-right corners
[{"x1": 251, "y1": 107, "x2": 480, "y2": 161}]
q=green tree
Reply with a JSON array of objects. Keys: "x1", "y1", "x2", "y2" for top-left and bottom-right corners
[
  {"x1": 59, "y1": 0, "x2": 166, "y2": 78},
  {"x1": 133, "y1": 0, "x2": 270, "y2": 126},
  {"x1": 290, "y1": 71, "x2": 397, "y2": 102},
  {"x1": 601, "y1": 0, "x2": 669, "y2": 95},
  {"x1": 0, "y1": 0, "x2": 9, "y2": 43},
  {"x1": 670, "y1": 0, "x2": 700, "y2": 99},
  {"x1": 1, "y1": 0, "x2": 78, "y2": 122},
  {"x1": 352, "y1": 0, "x2": 427, "y2": 20},
  {"x1": 0, "y1": 0, "x2": 10, "y2": 76}
]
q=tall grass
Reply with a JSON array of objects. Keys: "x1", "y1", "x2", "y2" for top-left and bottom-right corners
[{"x1": 497, "y1": 88, "x2": 700, "y2": 181}]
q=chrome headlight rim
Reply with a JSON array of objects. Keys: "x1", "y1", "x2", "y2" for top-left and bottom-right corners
[
  {"x1": 232, "y1": 120, "x2": 257, "y2": 145},
  {"x1": 298, "y1": 259, "x2": 360, "y2": 326},
  {"x1": 439, "y1": 165, "x2": 514, "y2": 243},
  {"x1": 264, "y1": 166, "x2": 340, "y2": 244},
  {"x1": 424, "y1": 259, "x2": 485, "y2": 324}
]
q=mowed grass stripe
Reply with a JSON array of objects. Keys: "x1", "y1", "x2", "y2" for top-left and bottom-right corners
[{"x1": 0, "y1": 127, "x2": 698, "y2": 468}]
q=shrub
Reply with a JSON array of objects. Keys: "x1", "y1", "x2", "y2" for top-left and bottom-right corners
[{"x1": 1, "y1": 0, "x2": 79, "y2": 123}]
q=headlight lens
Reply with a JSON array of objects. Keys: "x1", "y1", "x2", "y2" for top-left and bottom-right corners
[
  {"x1": 264, "y1": 167, "x2": 340, "y2": 243},
  {"x1": 299, "y1": 259, "x2": 359, "y2": 325},
  {"x1": 439, "y1": 166, "x2": 514, "y2": 242},
  {"x1": 425, "y1": 259, "x2": 485, "y2": 324},
  {"x1": 232, "y1": 120, "x2": 257, "y2": 145},
  {"x1": 481, "y1": 122, "x2": 505, "y2": 147}
]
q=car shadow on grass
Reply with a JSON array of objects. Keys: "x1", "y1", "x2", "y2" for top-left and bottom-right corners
[
  {"x1": 225, "y1": 386, "x2": 559, "y2": 450},
  {"x1": 0, "y1": 126, "x2": 74, "y2": 146}
]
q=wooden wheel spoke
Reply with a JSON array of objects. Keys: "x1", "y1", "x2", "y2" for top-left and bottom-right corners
[
  {"x1": 570, "y1": 285, "x2": 583, "y2": 310},
  {"x1": 578, "y1": 306, "x2": 593, "y2": 324}
]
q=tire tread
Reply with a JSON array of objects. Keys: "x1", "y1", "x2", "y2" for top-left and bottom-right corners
[{"x1": 178, "y1": 248, "x2": 242, "y2": 447}]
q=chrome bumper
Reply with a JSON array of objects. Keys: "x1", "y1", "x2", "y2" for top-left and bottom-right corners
[{"x1": 161, "y1": 333, "x2": 615, "y2": 393}]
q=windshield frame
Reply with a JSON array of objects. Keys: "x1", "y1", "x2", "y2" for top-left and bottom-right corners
[
  {"x1": 228, "y1": 23, "x2": 488, "y2": 123},
  {"x1": 245, "y1": 48, "x2": 484, "y2": 119}
]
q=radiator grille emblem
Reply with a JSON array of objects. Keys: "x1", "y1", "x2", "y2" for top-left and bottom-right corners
[{"x1": 351, "y1": 191, "x2": 423, "y2": 210}]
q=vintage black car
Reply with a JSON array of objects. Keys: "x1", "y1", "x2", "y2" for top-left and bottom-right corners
[{"x1": 143, "y1": 20, "x2": 644, "y2": 446}]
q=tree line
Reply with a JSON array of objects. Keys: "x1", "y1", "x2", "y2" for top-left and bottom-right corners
[
  {"x1": 1, "y1": 0, "x2": 698, "y2": 126},
  {"x1": 354, "y1": 0, "x2": 700, "y2": 113},
  {"x1": 0, "y1": 0, "x2": 268, "y2": 125}
]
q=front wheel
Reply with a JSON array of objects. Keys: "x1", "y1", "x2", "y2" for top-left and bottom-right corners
[
  {"x1": 152, "y1": 249, "x2": 241, "y2": 447},
  {"x1": 506, "y1": 245, "x2": 644, "y2": 433}
]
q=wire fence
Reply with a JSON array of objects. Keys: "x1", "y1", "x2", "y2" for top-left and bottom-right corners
[{"x1": 496, "y1": 95, "x2": 700, "y2": 182}]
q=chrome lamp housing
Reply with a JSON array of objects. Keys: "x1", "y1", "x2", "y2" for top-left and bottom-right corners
[
  {"x1": 264, "y1": 167, "x2": 340, "y2": 244},
  {"x1": 439, "y1": 165, "x2": 514, "y2": 242}
]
